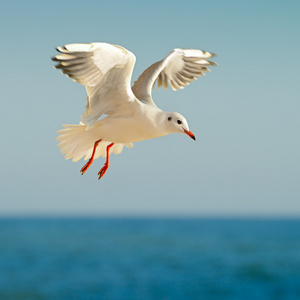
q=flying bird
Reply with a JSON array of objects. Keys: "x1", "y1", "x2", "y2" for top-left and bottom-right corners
[{"x1": 53, "y1": 42, "x2": 216, "y2": 179}]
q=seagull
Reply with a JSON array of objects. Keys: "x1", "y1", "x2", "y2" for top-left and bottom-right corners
[{"x1": 53, "y1": 42, "x2": 216, "y2": 179}]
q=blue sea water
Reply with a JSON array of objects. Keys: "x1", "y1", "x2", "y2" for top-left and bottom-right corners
[{"x1": 0, "y1": 218, "x2": 300, "y2": 300}]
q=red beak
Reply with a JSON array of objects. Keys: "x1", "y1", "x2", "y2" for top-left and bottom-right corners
[{"x1": 184, "y1": 129, "x2": 196, "y2": 140}]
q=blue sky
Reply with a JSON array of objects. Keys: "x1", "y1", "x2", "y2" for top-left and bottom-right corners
[{"x1": 1, "y1": 0, "x2": 299, "y2": 217}]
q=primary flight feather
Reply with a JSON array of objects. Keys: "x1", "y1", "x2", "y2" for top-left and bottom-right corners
[{"x1": 53, "y1": 42, "x2": 216, "y2": 179}]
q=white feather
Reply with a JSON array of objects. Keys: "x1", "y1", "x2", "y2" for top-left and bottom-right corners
[
  {"x1": 57, "y1": 124, "x2": 134, "y2": 162},
  {"x1": 132, "y1": 48, "x2": 216, "y2": 103}
]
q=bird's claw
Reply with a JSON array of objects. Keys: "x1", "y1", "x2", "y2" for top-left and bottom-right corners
[
  {"x1": 80, "y1": 160, "x2": 92, "y2": 175},
  {"x1": 98, "y1": 163, "x2": 108, "y2": 180}
]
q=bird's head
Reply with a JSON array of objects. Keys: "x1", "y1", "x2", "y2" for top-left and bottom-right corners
[{"x1": 165, "y1": 112, "x2": 196, "y2": 140}]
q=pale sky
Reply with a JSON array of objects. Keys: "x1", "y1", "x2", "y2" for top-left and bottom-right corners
[{"x1": 1, "y1": 0, "x2": 299, "y2": 217}]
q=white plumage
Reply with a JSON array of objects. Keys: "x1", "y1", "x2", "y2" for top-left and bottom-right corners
[{"x1": 53, "y1": 42, "x2": 216, "y2": 179}]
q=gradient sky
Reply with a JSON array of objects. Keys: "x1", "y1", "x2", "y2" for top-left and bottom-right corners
[{"x1": 1, "y1": 0, "x2": 299, "y2": 217}]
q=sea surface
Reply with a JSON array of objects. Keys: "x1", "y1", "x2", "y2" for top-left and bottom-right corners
[{"x1": 0, "y1": 218, "x2": 299, "y2": 300}]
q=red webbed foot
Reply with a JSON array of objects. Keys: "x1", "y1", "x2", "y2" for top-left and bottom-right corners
[
  {"x1": 98, "y1": 163, "x2": 108, "y2": 179},
  {"x1": 97, "y1": 143, "x2": 114, "y2": 180},
  {"x1": 80, "y1": 160, "x2": 92, "y2": 175}
]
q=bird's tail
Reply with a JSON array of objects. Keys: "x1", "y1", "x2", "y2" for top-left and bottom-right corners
[{"x1": 57, "y1": 124, "x2": 133, "y2": 162}]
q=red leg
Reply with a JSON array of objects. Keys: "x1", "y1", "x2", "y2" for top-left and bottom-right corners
[
  {"x1": 98, "y1": 143, "x2": 114, "y2": 180},
  {"x1": 80, "y1": 139, "x2": 102, "y2": 175}
]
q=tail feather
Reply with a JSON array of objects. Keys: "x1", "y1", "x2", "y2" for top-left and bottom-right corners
[{"x1": 57, "y1": 124, "x2": 134, "y2": 162}]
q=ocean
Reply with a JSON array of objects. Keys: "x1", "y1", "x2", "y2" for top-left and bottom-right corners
[{"x1": 0, "y1": 218, "x2": 299, "y2": 299}]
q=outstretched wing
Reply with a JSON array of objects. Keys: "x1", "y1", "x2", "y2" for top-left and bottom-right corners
[
  {"x1": 131, "y1": 48, "x2": 216, "y2": 106},
  {"x1": 52, "y1": 43, "x2": 137, "y2": 126}
]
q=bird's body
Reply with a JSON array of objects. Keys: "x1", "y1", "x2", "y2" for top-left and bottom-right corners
[
  {"x1": 93, "y1": 104, "x2": 169, "y2": 143},
  {"x1": 53, "y1": 42, "x2": 216, "y2": 179}
]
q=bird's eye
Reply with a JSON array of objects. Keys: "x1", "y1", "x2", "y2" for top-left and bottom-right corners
[
  {"x1": 177, "y1": 119, "x2": 182, "y2": 125},
  {"x1": 168, "y1": 117, "x2": 172, "y2": 121}
]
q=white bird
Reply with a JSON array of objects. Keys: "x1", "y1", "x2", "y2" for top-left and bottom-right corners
[{"x1": 53, "y1": 42, "x2": 216, "y2": 179}]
